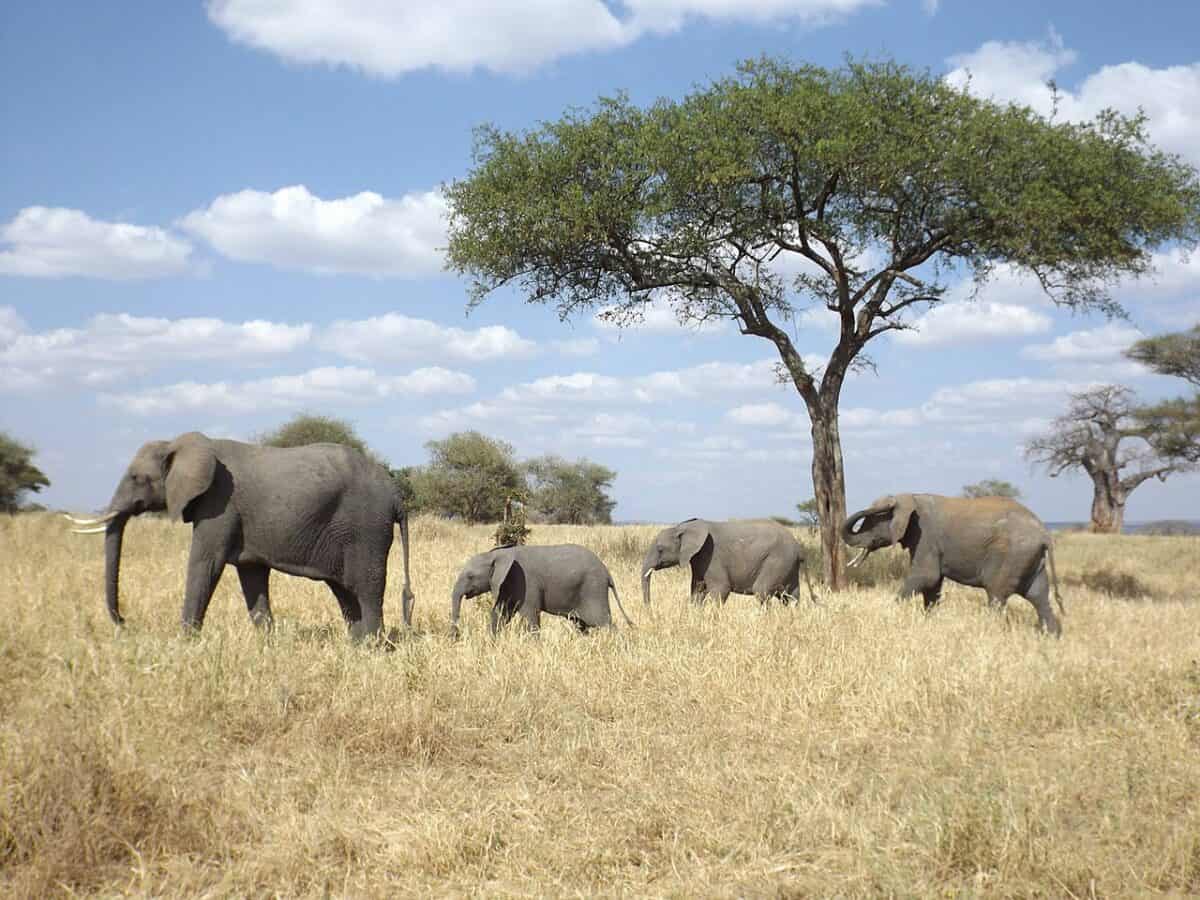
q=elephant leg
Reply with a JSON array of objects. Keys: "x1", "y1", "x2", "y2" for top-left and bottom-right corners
[
  {"x1": 921, "y1": 577, "x2": 945, "y2": 611},
  {"x1": 1023, "y1": 569, "x2": 1062, "y2": 637},
  {"x1": 180, "y1": 547, "x2": 226, "y2": 632},
  {"x1": 490, "y1": 600, "x2": 517, "y2": 635},
  {"x1": 689, "y1": 576, "x2": 708, "y2": 605},
  {"x1": 236, "y1": 563, "x2": 273, "y2": 630},
  {"x1": 518, "y1": 601, "x2": 541, "y2": 634},
  {"x1": 327, "y1": 581, "x2": 361, "y2": 628}
]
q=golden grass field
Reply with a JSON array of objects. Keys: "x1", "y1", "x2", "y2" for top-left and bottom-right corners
[{"x1": 2, "y1": 512, "x2": 1198, "y2": 897}]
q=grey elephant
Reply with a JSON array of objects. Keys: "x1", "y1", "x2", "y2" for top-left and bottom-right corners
[
  {"x1": 841, "y1": 493, "x2": 1063, "y2": 635},
  {"x1": 449, "y1": 544, "x2": 633, "y2": 636},
  {"x1": 65, "y1": 432, "x2": 414, "y2": 640},
  {"x1": 640, "y1": 518, "x2": 814, "y2": 605}
]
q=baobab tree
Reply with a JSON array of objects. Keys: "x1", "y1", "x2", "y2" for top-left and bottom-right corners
[
  {"x1": 1025, "y1": 385, "x2": 1194, "y2": 533},
  {"x1": 445, "y1": 57, "x2": 1200, "y2": 587}
]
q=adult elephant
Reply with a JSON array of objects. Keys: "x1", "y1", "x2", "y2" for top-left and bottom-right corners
[
  {"x1": 65, "y1": 432, "x2": 414, "y2": 640},
  {"x1": 640, "y1": 518, "x2": 814, "y2": 606},
  {"x1": 841, "y1": 493, "x2": 1063, "y2": 635}
]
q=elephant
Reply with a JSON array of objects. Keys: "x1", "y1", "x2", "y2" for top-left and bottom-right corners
[
  {"x1": 449, "y1": 544, "x2": 633, "y2": 637},
  {"x1": 65, "y1": 432, "x2": 414, "y2": 640},
  {"x1": 841, "y1": 493, "x2": 1063, "y2": 635},
  {"x1": 640, "y1": 518, "x2": 815, "y2": 606}
]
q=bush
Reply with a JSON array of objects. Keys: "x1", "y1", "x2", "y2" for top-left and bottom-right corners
[
  {"x1": 525, "y1": 455, "x2": 616, "y2": 524},
  {"x1": 1069, "y1": 567, "x2": 1151, "y2": 600},
  {"x1": 0, "y1": 431, "x2": 50, "y2": 514},
  {"x1": 417, "y1": 432, "x2": 525, "y2": 524}
]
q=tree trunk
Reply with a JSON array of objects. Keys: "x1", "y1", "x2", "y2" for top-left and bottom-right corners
[
  {"x1": 809, "y1": 400, "x2": 847, "y2": 590},
  {"x1": 1088, "y1": 472, "x2": 1125, "y2": 534}
]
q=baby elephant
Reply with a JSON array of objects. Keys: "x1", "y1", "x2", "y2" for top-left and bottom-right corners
[
  {"x1": 641, "y1": 518, "x2": 815, "y2": 605},
  {"x1": 449, "y1": 544, "x2": 633, "y2": 637}
]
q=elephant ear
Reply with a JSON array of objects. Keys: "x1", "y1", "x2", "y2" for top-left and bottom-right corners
[
  {"x1": 490, "y1": 551, "x2": 520, "y2": 601},
  {"x1": 164, "y1": 432, "x2": 217, "y2": 522},
  {"x1": 889, "y1": 494, "x2": 917, "y2": 545},
  {"x1": 679, "y1": 523, "x2": 712, "y2": 566}
]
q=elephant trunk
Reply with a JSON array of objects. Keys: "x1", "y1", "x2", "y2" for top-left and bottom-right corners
[
  {"x1": 103, "y1": 514, "x2": 130, "y2": 625},
  {"x1": 841, "y1": 506, "x2": 879, "y2": 546},
  {"x1": 640, "y1": 546, "x2": 658, "y2": 605}
]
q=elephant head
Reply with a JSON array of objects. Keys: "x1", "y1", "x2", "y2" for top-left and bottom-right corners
[
  {"x1": 449, "y1": 548, "x2": 522, "y2": 636},
  {"x1": 65, "y1": 432, "x2": 217, "y2": 625},
  {"x1": 841, "y1": 494, "x2": 916, "y2": 568},
  {"x1": 640, "y1": 519, "x2": 711, "y2": 605}
]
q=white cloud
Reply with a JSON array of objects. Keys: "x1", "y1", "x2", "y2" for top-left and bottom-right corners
[
  {"x1": 0, "y1": 308, "x2": 311, "y2": 391},
  {"x1": 946, "y1": 31, "x2": 1200, "y2": 166},
  {"x1": 1022, "y1": 323, "x2": 1144, "y2": 363},
  {"x1": 322, "y1": 313, "x2": 535, "y2": 363},
  {"x1": 102, "y1": 365, "x2": 474, "y2": 415},
  {"x1": 892, "y1": 301, "x2": 1052, "y2": 346},
  {"x1": 0, "y1": 207, "x2": 194, "y2": 280},
  {"x1": 726, "y1": 401, "x2": 798, "y2": 427},
  {"x1": 207, "y1": 0, "x2": 879, "y2": 77},
  {"x1": 180, "y1": 185, "x2": 447, "y2": 277},
  {"x1": 552, "y1": 337, "x2": 601, "y2": 357}
]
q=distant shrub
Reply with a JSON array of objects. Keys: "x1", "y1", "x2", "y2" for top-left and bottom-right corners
[
  {"x1": 1070, "y1": 567, "x2": 1151, "y2": 600},
  {"x1": 492, "y1": 496, "x2": 531, "y2": 547}
]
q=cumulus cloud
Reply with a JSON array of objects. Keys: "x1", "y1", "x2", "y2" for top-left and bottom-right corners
[
  {"x1": 103, "y1": 365, "x2": 474, "y2": 415},
  {"x1": 552, "y1": 337, "x2": 602, "y2": 357},
  {"x1": 726, "y1": 401, "x2": 799, "y2": 427},
  {"x1": 0, "y1": 307, "x2": 311, "y2": 391},
  {"x1": 207, "y1": 0, "x2": 879, "y2": 76},
  {"x1": 0, "y1": 207, "x2": 194, "y2": 280},
  {"x1": 1022, "y1": 323, "x2": 1144, "y2": 363},
  {"x1": 892, "y1": 301, "x2": 1052, "y2": 347},
  {"x1": 946, "y1": 31, "x2": 1200, "y2": 166},
  {"x1": 322, "y1": 313, "x2": 535, "y2": 363},
  {"x1": 180, "y1": 185, "x2": 447, "y2": 277}
]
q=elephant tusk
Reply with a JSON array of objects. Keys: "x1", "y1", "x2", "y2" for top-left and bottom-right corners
[
  {"x1": 847, "y1": 547, "x2": 870, "y2": 568},
  {"x1": 71, "y1": 525, "x2": 109, "y2": 535},
  {"x1": 63, "y1": 511, "x2": 117, "y2": 526},
  {"x1": 642, "y1": 569, "x2": 653, "y2": 579}
]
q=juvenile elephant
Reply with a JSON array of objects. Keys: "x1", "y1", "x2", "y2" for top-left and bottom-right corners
[
  {"x1": 449, "y1": 544, "x2": 633, "y2": 637},
  {"x1": 65, "y1": 432, "x2": 414, "y2": 640},
  {"x1": 841, "y1": 493, "x2": 1063, "y2": 635},
  {"x1": 640, "y1": 518, "x2": 813, "y2": 605}
]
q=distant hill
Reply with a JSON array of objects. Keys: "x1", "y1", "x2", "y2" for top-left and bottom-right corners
[{"x1": 1047, "y1": 520, "x2": 1200, "y2": 535}]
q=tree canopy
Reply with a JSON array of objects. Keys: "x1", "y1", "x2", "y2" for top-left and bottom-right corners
[
  {"x1": 258, "y1": 413, "x2": 372, "y2": 455},
  {"x1": 525, "y1": 455, "x2": 617, "y2": 524},
  {"x1": 414, "y1": 431, "x2": 526, "y2": 524},
  {"x1": 0, "y1": 432, "x2": 50, "y2": 513},
  {"x1": 962, "y1": 479, "x2": 1021, "y2": 499},
  {"x1": 1126, "y1": 323, "x2": 1200, "y2": 465},
  {"x1": 445, "y1": 55, "x2": 1200, "y2": 587},
  {"x1": 1126, "y1": 323, "x2": 1200, "y2": 387}
]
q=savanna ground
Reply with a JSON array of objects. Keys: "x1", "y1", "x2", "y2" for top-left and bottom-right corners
[{"x1": 1, "y1": 513, "x2": 1198, "y2": 897}]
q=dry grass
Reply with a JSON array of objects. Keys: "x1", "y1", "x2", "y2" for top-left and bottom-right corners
[{"x1": 2, "y1": 513, "x2": 1198, "y2": 897}]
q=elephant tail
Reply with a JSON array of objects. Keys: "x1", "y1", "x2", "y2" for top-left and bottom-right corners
[
  {"x1": 394, "y1": 500, "x2": 415, "y2": 627},
  {"x1": 608, "y1": 576, "x2": 635, "y2": 628},
  {"x1": 1045, "y1": 537, "x2": 1065, "y2": 617}
]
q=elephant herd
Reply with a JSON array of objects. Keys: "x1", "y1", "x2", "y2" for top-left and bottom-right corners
[{"x1": 66, "y1": 432, "x2": 1065, "y2": 640}]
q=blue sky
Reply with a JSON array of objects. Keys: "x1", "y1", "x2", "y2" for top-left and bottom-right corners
[{"x1": 2, "y1": 1, "x2": 1198, "y2": 522}]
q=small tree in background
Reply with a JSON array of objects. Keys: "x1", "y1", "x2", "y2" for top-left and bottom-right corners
[
  {"x1": 795, "y1": 497, "x2": 820, "y2": 530},
  {"x1": 962, "y1": 479, "x2": 1021, "y2": 499},
  {"x1": 1025, "y1": 385, "x2": 1194, "y2": 533},
  {"x1": 493, "y1": 495, "x2": 532, "y2": 546},
  {"x1": 0, "y1": 431, "x2": 50, "y2": 513},
  {"x1": 416, "y1": 431, "x2": 525, "y2": 523},
  {"x1": 1126, "y1": 323, "x2": 1200, "y2": 387},
  {"x1": 1126, "y1": 323, "x2": 1200, "y2": 465},
  {"x1": 525, "y1": 455, "x2": 617, "y2": 524},
  {"x1": 258, "y1": 413, "x2": 372, "y2": 455}
]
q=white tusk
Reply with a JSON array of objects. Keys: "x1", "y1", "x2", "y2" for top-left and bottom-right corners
[
  {"x1": 63, "y1": 511, "x2": 117, "y2": 526},
  {"x1": 847, "y1": 548, "x2": 870, "y2": 569},
  {"x1": 643, "y1": 569, "x2": 653, "y2": 579},
  {"x1": 71, "y1": 525, "x2": 109, "y2": 535}
]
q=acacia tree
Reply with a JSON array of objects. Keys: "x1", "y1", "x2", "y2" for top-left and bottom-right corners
[
  {"x1": 415, "y1": 431, "x2": 525, "y2": 523},
  {"x1": 1025, "y1": 385, "x2": 1194, "y2": 533},
  {"x1": 525, "y1": 455, "x2": 617, "y2": 524},
  {"x1": 445, "y1": 57, "x2": 1200, "y2": 587},
  {"x1": 1126, "y1": 323, "x2": 1200, "y2": 464},
  {"x1": 0, "y1": 431, "x2": 50, "y2": 513}
]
